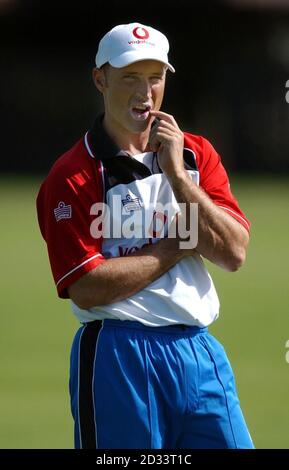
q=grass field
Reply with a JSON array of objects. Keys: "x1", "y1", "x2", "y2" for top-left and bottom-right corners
[{"x1": 0, "y1": 175, "x2": 288, "y2": 448}]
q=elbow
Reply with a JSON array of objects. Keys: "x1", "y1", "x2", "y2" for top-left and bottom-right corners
[
  {"x1": 68, "y1": 285, "x2": 102, "y2": 310},
  {"x1": 68, "y1": 285, "x2": 114, "y2": 309},
  {"x1": 225, "y1": 247, "x2": 247, "y2": 272},
  {"x1": 74, "y1": 298, "x2": 95, "y2": 310},
  {"x1": 67, "y1": 266, "x2": 112, "y2": 309},
  {"x1": 69, "y1": 292, "x2": 95, "y2": 310}
]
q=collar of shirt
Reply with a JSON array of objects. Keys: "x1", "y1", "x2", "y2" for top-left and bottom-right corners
[{"x1": 86, "y1": 113, "x2": 134, "y2": 160}]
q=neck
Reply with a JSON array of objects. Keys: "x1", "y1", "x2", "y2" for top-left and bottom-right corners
[{"x1": 103, "y1": 114, "x2": 152, "y2": 155}]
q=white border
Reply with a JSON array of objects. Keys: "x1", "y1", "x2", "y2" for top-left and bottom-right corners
[
  {"x1": 217, "y1": 205, "x2": 250, "y2": 231},
  {"x1": 84, "y1": 132, "x2": 105, "y2": 201},
  {"x1": 99, "y1": 160, "x2": 105, "y2": 195},
  {"x1": 84, "y1": 132, "x2": 95, "y2": 158},
  {"x1": 92, "y1": 321, "x2": 104, "y2": 448},
  {"x1": 77, "y1": 326, "x2": 86, "y2": 449},
  {"x1": 184, "y1": 147, "x2": 197, "y2": 162},
  {"x1": 56, "y1": 253, "x2": 103, "y2": 287}
]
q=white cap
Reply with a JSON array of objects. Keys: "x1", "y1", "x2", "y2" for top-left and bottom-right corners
[{"x1": 95, "y1": 22, "x2": 175, "y2": 73}]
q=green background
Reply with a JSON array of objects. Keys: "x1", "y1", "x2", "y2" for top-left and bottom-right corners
[{"x1": 0, "y1": 176, "x2": 288, "y2": 448}]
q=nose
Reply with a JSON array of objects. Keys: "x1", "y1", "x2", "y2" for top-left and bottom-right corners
[{"x1": 135, "y1": 79, "x2": 152, "y2": 100}]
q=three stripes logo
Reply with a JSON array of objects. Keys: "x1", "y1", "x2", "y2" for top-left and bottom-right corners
[{"x1": 54, "y1": 201, "x2": 72, "y2": 221}]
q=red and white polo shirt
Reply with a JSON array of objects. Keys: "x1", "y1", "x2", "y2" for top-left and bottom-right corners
[{"x1": 36, "y1": 115, "x2": 250, "y2": 326}]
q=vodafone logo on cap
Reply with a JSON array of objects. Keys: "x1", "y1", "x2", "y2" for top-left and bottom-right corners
[{"x1": 132, "y1": 27, "x2": 149, "y2": 40}]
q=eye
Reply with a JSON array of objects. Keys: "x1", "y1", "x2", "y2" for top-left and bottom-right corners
[
  {"x1": 122, "y1": 75, "x2": 137, "y2": 83},
  {"x1": 150, "y1": 76, "x2": 163, "y2": 85}
]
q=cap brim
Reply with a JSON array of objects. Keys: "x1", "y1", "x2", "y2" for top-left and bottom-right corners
[{"x1": 109, "y1": 50, "x2": 175, "y2": 73}]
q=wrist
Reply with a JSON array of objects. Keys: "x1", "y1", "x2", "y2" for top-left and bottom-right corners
[{"x1": 166, "y1": 168, "x2": 189, "y2": 186}]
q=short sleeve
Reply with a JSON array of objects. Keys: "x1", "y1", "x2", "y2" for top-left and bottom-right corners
[
  {"x1": 198, "y1": 137, "x2": 250, "y2": 232},
  {"x1": 36, "y1": 163, "x2": 105, "y2": 298}
]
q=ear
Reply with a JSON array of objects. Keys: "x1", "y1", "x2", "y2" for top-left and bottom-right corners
[{"x1": 92, "y1": 67, "x2": 106, "y2": 93}]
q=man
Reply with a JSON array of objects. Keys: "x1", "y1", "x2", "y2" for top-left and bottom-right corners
[{"x1": 36, "y1": 22, "x2": 254, "y2": 449}]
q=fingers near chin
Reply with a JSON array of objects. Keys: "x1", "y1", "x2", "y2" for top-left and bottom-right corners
[{"x1": 150, "y1": 110, "x2": 175, "y2": 123}]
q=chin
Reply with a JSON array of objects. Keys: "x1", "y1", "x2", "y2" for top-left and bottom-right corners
[{"x1": 129, "y1": 120, "x2": 150, "y2": 134}]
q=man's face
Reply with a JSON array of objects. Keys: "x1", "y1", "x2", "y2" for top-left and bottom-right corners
[{"x1": 96, "y1": 60, "x2": 167, "y2": 134}]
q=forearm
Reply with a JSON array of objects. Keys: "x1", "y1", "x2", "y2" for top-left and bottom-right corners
[
  {"x1": 147, "y1": 110, "x2": 249, "y2": 271},
  {"x1": 167, "y1": 170, "x2": 249, "y2": 271},
  {"x1": 68, "y1": 236, "x2": 189, "y2": 309}
]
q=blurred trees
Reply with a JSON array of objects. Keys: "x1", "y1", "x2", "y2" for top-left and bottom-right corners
[{"x1": 0, "y1": 0, "x2": 288, "y2": 173}]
